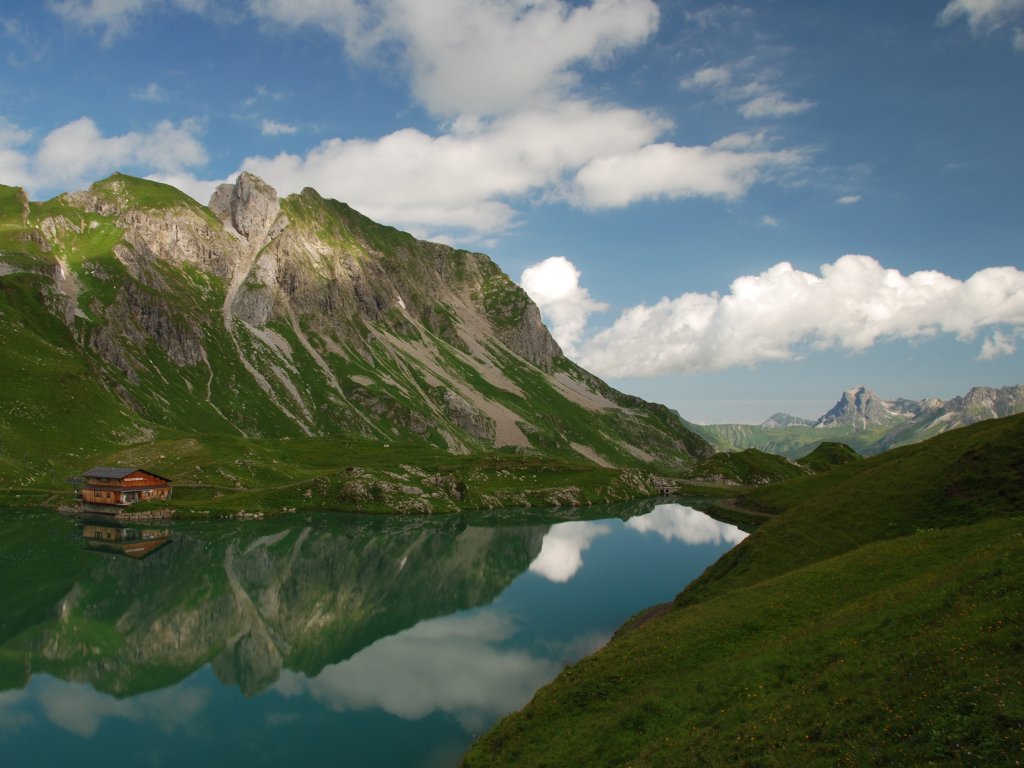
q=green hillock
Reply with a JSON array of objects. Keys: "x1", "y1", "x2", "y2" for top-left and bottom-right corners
[
  {"x1": 795, "y1": 440, "x2": 860, "y2": 472},
  {"x1": 692, "y1": 447, "x2": 808, "y2": 485},
  {"x1": 463, "y1": 414, "x2": 1024, "y2": 767}
]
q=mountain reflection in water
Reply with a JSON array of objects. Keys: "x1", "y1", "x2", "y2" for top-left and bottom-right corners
[{"x1": 0, "y1": 501, "x2": 748, "y2": 767}]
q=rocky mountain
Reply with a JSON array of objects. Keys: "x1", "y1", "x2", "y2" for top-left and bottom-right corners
[
  {"x1": 688, "y1": 384, "x2": 1024, "y2": 458},
  {"x1": 813, "y1": 385, "x2": 927, "y2": 429},
  {"x1": 873, "y1": 383, "x2": 1024, "y2": 451},
  {"x1": 0, "y1": 174, "x2": 710, "y2": 490}
]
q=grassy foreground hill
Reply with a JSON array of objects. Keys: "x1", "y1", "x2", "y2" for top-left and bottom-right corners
[{"x1": 463, "y1": 413, "x2": 1024, "y2": 766}]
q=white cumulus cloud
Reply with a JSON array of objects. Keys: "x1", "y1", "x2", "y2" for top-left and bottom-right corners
[
  {"x1": 32, "y1": 116, "x2": 207, "y2": 191},
  {"x1": 545, "y1": 254, "x2": 1024, "y2": 377},
  {"x1": 0, "y1": 117, "x2": 32, "y2": 186},
  {"x1": 150, "y1": 104, "x2": 802, "y2": 239},
  {"x1": 0, "y1": 115, "x2": 209, "y2": 196},
  {"x1": 570, "y1": 136, "x2": 806, "y2": 209},
  {"x1": 248, "y1": 0, "x2": 660, "y2": 116},
  {"x1": 234, "y1": 101, "x2": 663, "y2": 236},
  {"x1": 521, "y1": 256, "x2": 608, "y2": 355}
]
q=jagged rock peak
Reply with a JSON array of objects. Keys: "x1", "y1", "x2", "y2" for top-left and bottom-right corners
[
  {"x1": 815, "y1": 385, "x2": 928, "y2": 430},
  {"x1": 816, "y1": 386, "x2": 883, "y2": 428},
  {"x1": 209, "y1": 171, "x2": 280, "y2": 241}
]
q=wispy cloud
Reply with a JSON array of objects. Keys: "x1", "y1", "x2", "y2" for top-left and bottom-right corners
[
  {"x1": 47, "y1": 0, "x2": 210, "y2": 45},
  {"x1": 244, "y1": 84, "x2": 289, "y2": 108},
  {"x1": 939, "y1": 0, "x2": 1024, "y2": 48},
  {"x1": 939, "y1": 0, "x2": 1024, "y2": 31},
  {"x1": 2, "y1": 16, "x2": 49, "y2": 66},
  {"x1": 836, "y1": 194, "x2": 862, "y2": 205},
  {"x1": 260, "y1": 118, "x2": 297, "y2": 136},
  {"x1": 521, "y1": 254, "x2": 1024, "y2": 376},
  {"x1": 761, "y1": 214, "x2": 779, "y2": 227},
  {"x1": 681, "y1": 62, "x2": 814, "y2": 120},
  {"x1": 978, "y1": 329, "x2": 1018, "y2": 359},
  {"x1": 684, "y1": 4, "x2": 754, "y2": 31},
  {"x1": 131, "y1": 81, "x2": 167, "y2": 102}
]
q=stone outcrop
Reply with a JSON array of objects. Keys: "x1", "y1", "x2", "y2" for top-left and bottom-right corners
[{"x1": 209, "y1": 171, "x2": 282, "y2": 242}]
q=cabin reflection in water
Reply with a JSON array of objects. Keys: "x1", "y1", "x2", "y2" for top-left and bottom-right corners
[{"x1": 76, "y1": 519, "x2": 173, "y2": 559}]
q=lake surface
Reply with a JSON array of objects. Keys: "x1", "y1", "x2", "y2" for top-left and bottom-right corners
[{"x1": 0, "y1": 500, "x2": 748, "y2": 767}]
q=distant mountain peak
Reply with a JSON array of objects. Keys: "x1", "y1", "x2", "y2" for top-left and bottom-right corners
[
  {"x1": 815, "y1": 386, "x2": 921, "y2": 430},
  {"x1": 760, "y1": 413, "x2": 815, "y2": 429}
]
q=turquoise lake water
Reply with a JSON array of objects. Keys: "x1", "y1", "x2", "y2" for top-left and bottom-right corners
[{"x1": 0, "y1": 500, "x2": 748, "y2": 767}]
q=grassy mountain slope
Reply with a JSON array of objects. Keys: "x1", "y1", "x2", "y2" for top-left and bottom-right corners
[
  {"x1": 0, "y1": 175, "x2": 711, "y2": 507},
  {"x1": 688, "y1": 419, "x2": 888, "y2": 458},
  {"x1": 463, "y1": 414, "x2": 1024, "y2": 766}
]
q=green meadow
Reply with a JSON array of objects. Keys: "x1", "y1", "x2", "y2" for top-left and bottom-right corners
[{"x1": 464, "y1": 414, "x2": 1024, "y2": 767}]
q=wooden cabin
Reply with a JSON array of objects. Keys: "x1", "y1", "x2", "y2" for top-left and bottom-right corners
[{"x1": 80, "y1": 467, "x2": 172, "y2": 507}]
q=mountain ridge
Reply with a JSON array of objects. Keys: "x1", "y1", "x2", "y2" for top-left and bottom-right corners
[
  {"x1": 0, "y1": 173, "x2": 710, "y2": 507},
  {"x1": 689, "y1": 383, "x2": 1024, "y2": 458}
]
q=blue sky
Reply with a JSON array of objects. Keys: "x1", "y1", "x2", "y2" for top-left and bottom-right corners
[{"x1": 1, "y1": 0, "x2": 1022, "y2": 423}]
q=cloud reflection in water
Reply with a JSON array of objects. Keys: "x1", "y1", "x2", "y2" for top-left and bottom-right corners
[
  {"x1": 528, "y1": 520, "x2": 612, "y2": 583},
  {"x1": 274, "y1": 611, "x2": 560, "y2": 731},
  {"x1": 30, "y1": 677, "x2": 208, "y2": 738},
  {"x1": 627, "y1": 504, "x2": 748, "y2": 545},
  {"x1": 528, "y1": 506, "x2": 746, "y2": 586}
]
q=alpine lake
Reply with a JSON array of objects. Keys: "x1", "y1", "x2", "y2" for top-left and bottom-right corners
[{"x1": 0, "y1": 499, "x2": 750, "y2": 767}]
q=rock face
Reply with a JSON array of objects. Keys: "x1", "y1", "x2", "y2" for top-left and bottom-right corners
[
  {"x1": 815, "y1": 384, "x2": 1024, "y2": 435},
  {"x1": 0, "y1": 173, "x2": 712, "y2": 469},
  {"x1": 209, "y1": 171, "x2": 282, "y2": 241},
  {"x1": 815, "y1": 386, "x2": 924, "y2": 430}
]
